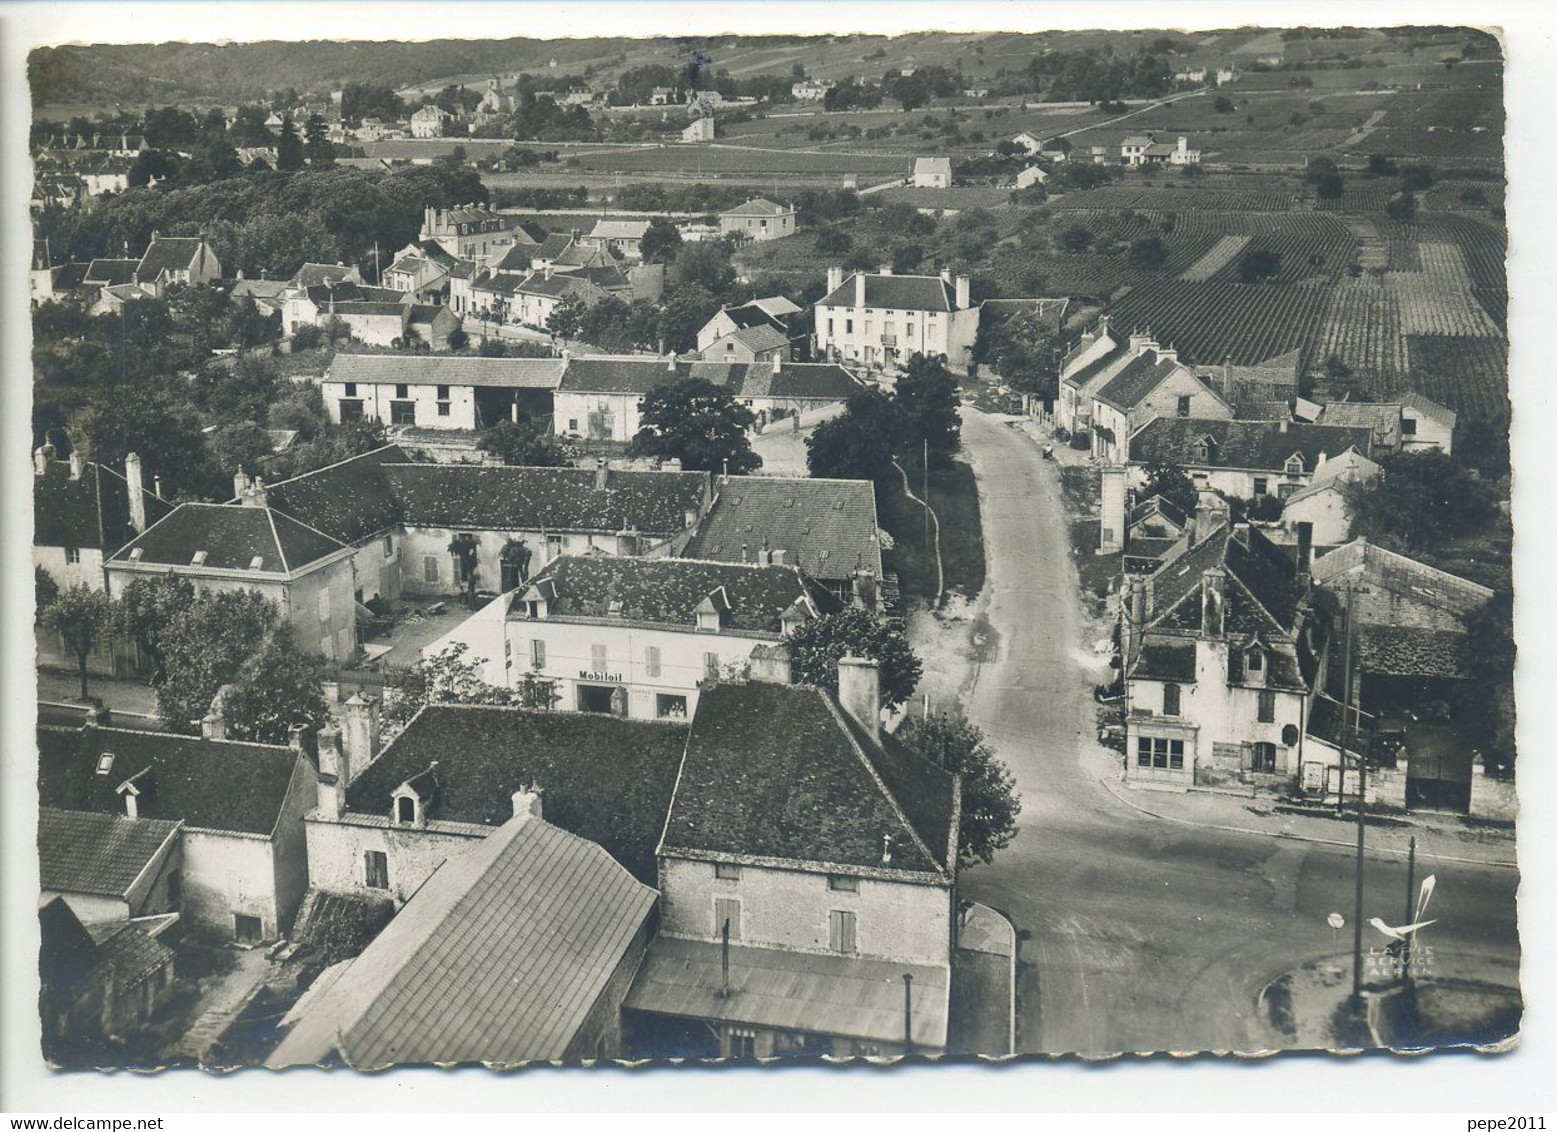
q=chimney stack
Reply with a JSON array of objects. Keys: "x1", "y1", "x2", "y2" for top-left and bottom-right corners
[
  {"x1": 855, "y1": 272, "x2": 866, "y2": 307},
  {"x1": 316, "y1": 722, "x2": 346, "y2": 821},
  {"x1": 288, "y1": 723, "x2": 309, "y2": 758},
  {"x1": 595, "y1": 458, "x2": 610, "y2": 490},
  {"x1": 68, "y1": 450, "x2": 85, "y2": 480},
  {"x1": 878, "y1": 264, "x2": 892, "y2": 276},
  {"x1": 200, "y1": 710, "x2": 226, "y2": 742},
  {"x1": 667, "y1": 351, "x2": 678, "y2": 371},
  {"x1": 233, "y1": 468, "x2": 249, "y2": 501},
  {"x1": 240, "y1": 475, "x2": 268, "y2": 508},
  {"x1": 342, "y1": 693, "x2": 381, "y2": 783},
  {"x1": 940, "y1": 267, "x2": 952, "y2": 284},
  {"x1": 827, "y1": 265, "x2": 843, "y2": 293},
  {"x1": 772, "y1": 352, "x2": 782, "y2": 375},
  {"x1": 851, "y1": 567, "x2": 879, "y2": 612},
  {"x1": 955, "y1": 274, "x2": 970, "y2": 310},
  {"x1": 837, "y1": 655, "x2": 882, "y2": 741},
  {"x1": 511, "y1": 785, "x2": 544, "y2": 821},
  {"x1": 1201, "y1": 567, "x2": 1226, "y2": 640}
]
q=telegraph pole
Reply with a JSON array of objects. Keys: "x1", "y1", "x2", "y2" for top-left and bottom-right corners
[
  {"x1": 1345, "y1": 584, "x2": 1366, "y2": 1009},
  {"x1": 1403, "y1": 835, "x2": 1417, "y2": 985}
]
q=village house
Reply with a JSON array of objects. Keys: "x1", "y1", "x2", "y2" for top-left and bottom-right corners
[
  {"x1": 31, "y1": 259, "x2": 92, "y2": 306},
  {"x1": 433, "y1": 555, "x2": 839, "y2": 721},
  {"x1": 1310, "y1": 540, "x2": 1499, "y2": 815},
  {"x1": 682, "y1": 117, "x2": 716, "y2": 143},
  {"x1": 719, "y1": 198, "x2": 798, "y2": 242},
  {"x1": 380, "y1": 240, "x2": 457, "y2": 304},
  {"x1": 1121, "y1": 134, "x2": 1201, "y2": 166},
  {"x1": 1119, "y1": 513, "x2": 1339, "y2": 796},
  {"x1": 131, "y1": 233, "x2": 222, "y2": 298},
  {"x1": 1278, "y1": 447, "x2": 1383, "y2": 547},
  {"x1": 40, "y1": 898, "x2": 177, "y2": 1059},
  {"x1": 1011, "y1": 131, "x2": 1045, "y2": 154},
  {"x1": 38, "y1": 807, "x2": 183, "y2": 927},
  {"x1": 696, "y1": 296, "x2": 805, "y2": 362},
  {"x1": 1126, "y1": 418, "x2": 1377, "y2": 501},
  {"x1": 419, "y1": 204, "x2": 524, "y2": 261},
  {"x1": 813, "y1": 267, "x2": 981, "y2": 374},
  {"x1": 680, "y1": 475, "x2": 884, "y2": 608},
  {"x1": 579, "y1": 218, "x2": 652, "y2": 261},
  {"x1": 1315, "y1": 392, "x2": 1456, "y2": 455},
  {"x1": 407, "y1": 303, "x2": 462, "y2": 350},
  {"x1": 269, "y1": 804, "x2": 658, "y2": 1068},
  {"x1": 792, "y1": 79, "x2": 832, "y2": 101},
  {"x1": 37, "y1": 720, "x2": 318, "y2": 942},
  {"x1": 1196, "y1": 349, "x2": 1305, "y2": 407},
  {"x1": 1087, "y1": 342, "x2": 1235, "y2": 463},
  {"x1": 104, "y1": 491, "x2": 360, "y2": 663},
  {"x1": 911, "y1": 156, "x2": 953, "y2": 189},
  {"x1": 626, "y1": 667, "x2": 961, "y2": 1058},
  {"x1": 280, "y1": 280, "x2": 408, "y2": 338},
  {"x1": 1015, "y1": 165, "x2": 1050, "y2": 190},
  {"x1": 410, "y1": 104, "x2": 453, "y2": 138},
  {"x1": 554, "y1": 355, "x2": 864, "y2": 440},
  {"x1": 259, "y1": 444, "x2": 715, "y2": 607},
  {"x1": 322, "y1": 353, "x2": 565, "y2": 431}
]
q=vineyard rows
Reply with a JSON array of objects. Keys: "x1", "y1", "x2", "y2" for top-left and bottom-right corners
[
  {"x1": 1403, "y1": 335, "x2": 1509, "y2": 422},
  {"x1": 1312, "y1": 277, "x2": 1408, "y2": 395},
  {"x1": 1052, "y1": 186, "x2": 1298, "y2": 212},
  {"x1": 1201, "y1": 214, "x2": 1358, "y2": 283},
  {"x1": 1103, "y1": 280, "x2": 1331, "y2": 366},
  {"x1": 1178, "y1": 235, "x2": 1251, "y2": 282},
  {"x1": 1386, "y1": 272, "x2": 1501, "y2": 337}
]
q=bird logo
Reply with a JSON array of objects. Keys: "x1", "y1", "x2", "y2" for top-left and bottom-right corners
[{"x1": 1367, "y1": 916, "x2": 1437, "y2": 943}]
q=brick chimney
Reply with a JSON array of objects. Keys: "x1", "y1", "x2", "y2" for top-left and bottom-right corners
[
  {"x1": 837, "y1": 655, "x2": 881, "y2": 741},
  {"x1": 772, "y1": 353, "x2": 783, "y2": 375},
  {"x1": 240, "y1": 476, "x2": 268, "y2": 508},
  {"x1": 955, "y1": 274, "x2": 970, "y2": 310},
  {"x1": 1201, "y1": 567, "x2": 1226, "y2": 640},
  {"x1": 125, "y1": 452, "x2": 147, "y2": 534},
  {"x1": 342, "y1": 693, "x2": 381, "y2": 783},
  {"x1": 594, "y1": 458, "x2": 610, "y2": 490},
  {"x1": 1295, "y1": 521, "x2": 1314, "y2": 590},
  {"x1": 233, "y1": 468, "x2": 249, "y2": 501},
  {"x1": 33, "y1": 446, "x2": 49, "y2": 476},
  {"x1": 827, "y1": 265, "x2": 843, "y2": 293},
  {"x1": 316, "y1": 722, "x2": 346, "y2": 820},
  {"x1": 511, "y1": 785, "x2": 544, "y2": 821},
  {"x1": 855, "y1": 272, "x2": 866, "y2": 307}
]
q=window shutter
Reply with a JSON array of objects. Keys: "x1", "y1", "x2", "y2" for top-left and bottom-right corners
[
  {"x1": 830, "y1": 910, "x2": 857, "y2": 954},
  {"x1": 715, "y1": 898, "x2": 741, "y2": 941}
]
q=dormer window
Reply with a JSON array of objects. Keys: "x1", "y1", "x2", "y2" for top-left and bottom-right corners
[
  {"x1": 1247, "y1": 649, "x2": 1263, "y2": 672},
  {"x1": 248, "y1": 555, "x2": 265, "y2": 570},
  {"x1": 696, "y1": 609, "x2": 720, "y2": 632},
  {"x1": 191, "y1": 551, "x2": 208, "y2": 566},
  {"x1": 129, "y1": 548, "x2": 143, "y2": 562},
  {"x1": 396, "y1": 796, "x2": 416, "y2": 825},
  {"x1": 96, "y1": 752, "x2": 115, "y2": 775},
  {"x1": 1285, "y1": 454, "x2": 1305, "y2": 476}
]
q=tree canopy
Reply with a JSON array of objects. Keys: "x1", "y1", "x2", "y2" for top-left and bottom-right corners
[
  {"x1": 896, "y1": 710, "x2": 1021, "y2": 866},
  {"x1": 1343, "y1": 451, "x2": 1498, "y2": 553},
  {"x1": 628, "y1": 377, "x2": 761, "y2": 474},
  {"x1": 784, "y1": 608, "x2": 923, "y2": 712}
]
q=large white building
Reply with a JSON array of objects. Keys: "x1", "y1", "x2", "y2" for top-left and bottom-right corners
[
  {"x1": 430, "y1": 554, "x2": 840, "y2": 721},
  {"x1": 813, "y1": 267, "x2": 980, "y2": 374}
]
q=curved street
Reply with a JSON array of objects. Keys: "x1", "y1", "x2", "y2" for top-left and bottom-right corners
[{"x1": 952, "y1": 407, "x2": 1520, "y2": 1056}]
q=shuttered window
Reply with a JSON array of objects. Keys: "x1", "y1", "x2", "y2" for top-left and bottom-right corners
[
  {"x1": 829, "y1": 910, "x2": 857, "y2": 954},
  {"x1": 1258, "y1": 690, "x2": 1276, "y2": 723},
  {"x1": 1163, "y1": 683, "x2": 1181, "y2": 716}
]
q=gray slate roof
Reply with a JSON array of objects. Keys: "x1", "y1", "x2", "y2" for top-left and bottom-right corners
[
  {"x1": 327, "y1": 353, "x2": 565, "y2": 390},
  {"x1": 818, "y1": 272, "x2": 955, "y2": 312},
  {"x1": 1129, "y1": 418, "x2": 1375, "y2": 473},
  {"x1": 38, "y1": 807, "x2": 181, "y2": 899},
  {"x1": 682, "y1": 476, "x2": 881, "y2": 583},
  {"x1": 107, "y1": 502, "x2": 347, "y2": 574}
]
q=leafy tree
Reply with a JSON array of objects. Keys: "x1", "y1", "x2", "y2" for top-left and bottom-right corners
[
  {"x1": 445, "y1": 327, "x2": 470, "y2": 351},
  {"x1": 545, "y1": 293, "x2": 586, "y2": 339},
  {"x1": 1128, "y1": 235, "x2": 1168, "y2": 269},
  {"x1": 1461, "y1": 589, "x2": 1516, "y2": 775},
  {"x1": 222, "y1": 625, "x2": 331, "y2": 744},
  {"x1": 448, "y1": 534, "x2": 481, "y2": 605},
  {"x1": 1399, "y1": 163, "x2": 1436, "y2": 192},
  {"x1": 76, "y1": 378, "x2": 221, "y2": 500},
  {"x1": 655, "y1": 284, "x2": 721, "y2": 353},
  {"x1": 42, "y1": 585, "x2": 115, "y2": 702},
  {"x1": 1367, "y1": 153, "x2": 1398, "y2": 176},
  {"x1": 629, "y1": 377, "x2": 761, "y2": 474},
  {"x1": 806, "y1": 388, "x2": 903, "y2": 485},
  {"x1": 209, "y1": 421, "x2": 276, "y2": 481},
  {"x1": 1237, "y1": 249, "x2": 1283, "y2": 283},
  {"x1": 896, "y1": 711, "x2": 1021, "y2": 866},
  {"x1": 35, "y1": 567, "x2": 59, "y2": 622},
  {"x1": 1343, "y1": 451, "x2": 1498, "y2": 552},
  {"x1": 476, "y1": 418, "x2": 569, "y2": 466},
  {"x1": 1059, "y1": 223, "x2": 1095, "y2": 254},
  {"x1": 1314, "y1": 171, "x2": 1344, "y2": 200},
  {"x1": 156, "y1": 589, "x2": 279, "y2": 731},
  {"x1": 1385, "y1": 191, "x2": 1418, "y2": 221},
  {"x1": 1213, "y1": 96, "x2": 1235, "y2": 113},
  {"x1": 894, "y1": 354, "x2": 962, "y2": 468},
  {"x1": 291, "y1": 323, "x2": 324, "y2": 351},
  {"x1": 890, "y1": 243, "x2": 925, "y2": 274},
  {"x1": 1142, "y1": 460, "x2": 1199, "y2": 516},
  {"x1": 276, "y1": 114, "x2": 305, "y2": 172},
  {"x1": 784, "y1": 608, "x2": 923, "y2": 712},
  {"x1": 639, "y1": 217, "x2": 683, "y2": 264},
  {"x1": 670, "y1": 239, "x2": 737, "y2": 296},
  {"x1": 114, "y1": 574, "x2": 196, "y2": 685},
  {"x1": 340, "y1": 82, "x2": 405, "y2": 125},
  {"x1": 384, "y1": 642, "x2": 514, "y2": 730}
]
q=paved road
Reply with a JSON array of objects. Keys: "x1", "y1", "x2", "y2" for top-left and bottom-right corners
[{"x1": 953, "y1": 409, "x2": 1521, "y2": 1056}]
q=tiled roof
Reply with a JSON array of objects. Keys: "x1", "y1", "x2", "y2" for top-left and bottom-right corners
[
  {"x1": 514, "y1": 272, "x2": 602, "y2": 299},
  {"x1": 744, "y1": 296, "x2": 802, "y2": 320},
  {"x1": 722, "y1": 197, "x2": 793, "y2": 218},
  {"x1": 38, "y1": 807, "x2": 181, "y2": 899},
  {"x1": 1234, "y1": 400, "x2": 1295, "y2": 422},
  {"x1": 135, "y1": 237, "x2": 206, "y2": 282},
  {"x1": 269, "y1": 813, "x2": 656, "y2": 1068},
  {"x1": 682, "y1": 476, "x2": 882, "y2": 583},
  {"x1": 37, "y1": 725, "x2": 302, "y2": 836},
  {"x1": 84, "y1": 920, "x2": 175, "y2": 990},
  {"x1": 522, "y1": 555, "x2": 840, "y2": 634},
  {"x1": 1310, "y1": 539, "x2": 1492, "y2": 620},
  {"x1": 818, "y1": 272, "x2": 954, "y2": 312},
  {"x1": 290, "y1": 263, "x2": 357, "y2": 289},
  {"x1": 407, "y1": 304, "x2": 448, "y2": 325},
  {"x1": 1129, "y1": 418, "x2": 1375, "y2": 473},
  {"x1": 1284, "y1": 449, "x2": 1380, "y2": 505},
  {"x1": 1399, "y1": 390, "x2": 1457, "y2": 429},
  {"x1": 979, "y1": 297, "x2": 1069, "y2": 334},
  {"x1": 1143, "y1": 526, "x2": 1232, "y2": 629},
  {"x1": 1318, "y1": 402, "x2": 1402, "y2": 449},
  {"x1": 82, "y1": 258, "x2": 139, "y2": 286},
  {"x1": 914, "y1": 157, "x2": 952, "y2": 174},
  {"x1": 708, "y1": 323, "x2": 791, "y2": 356},
  {"x1": 261, "y1": 445, "x2": 411, "y2": 545},
  {"x1": 289, "y1": 888, "x2": 397, "y2": 966},
  {"x1": 48, "y1": 263, "x2": 91, "y2": 291},
  {"x1": 1129, "y1": 495, "x2": 1187, "y2": 532},
  {"x1": 1224, "y1": 524, "x2": 1304, "y2": 631},
  {"x1": 1093, "y1": 351, "x2": 1186, "y2": 411},
  {"x1": 327, "y1": 353, "x2": 564, "y2": 390},
  {"x1": 531, "y1": 232, "x2": 575, "y2": 260},
  {"x1": 625, "y1": 936, "x2": 949, "y2": 1049},
  {"x1": 333, "y1": 301, "x2": 411, "y2": 318},
  {"x1": 344, "y1": 705, "x2": 687, "y2": 882},
  {"x1": 586, "y1": 218, "x2": 650, "y2": 240},
  {"x1": 1063, "y1": 341, "x2": 1131, "y2": 391},
  {"x1": 1357, "y1": 624, "x2": 1472, "y2": 679},
  {"x1": 390, "y1": 464, "x2": 710, "y2": 535},
  {"x1": 559, "y1": 357, "x2": 860, "y2": 400},
  {"x1": 107, "y1": 502, "x2": 347, "y2": 574},
  {"x1": 1131, "y1": 636, "x2": 1197, "y2": 681},
  {"x1": 663, "y1": 681, "x2": 957, "y2": 877}
]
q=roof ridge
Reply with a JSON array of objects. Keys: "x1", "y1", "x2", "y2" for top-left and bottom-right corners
[
  {"x1": 264, "y1": 507, "x2": 290, "y2": 574},
  {"x1": 817, "y1": 692, "x2": 948, "y2": 878}
]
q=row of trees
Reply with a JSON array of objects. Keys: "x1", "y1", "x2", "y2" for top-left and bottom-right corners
[{"x1": 37, "y1": 572, "x2": 328, "y2": 745}]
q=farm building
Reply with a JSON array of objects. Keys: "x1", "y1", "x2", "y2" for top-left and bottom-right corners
[
  {"x1": 1279, "y1": 448, "x2": 1382, "y2": 547},
  {"x1": 1121, "y1": 135, "x2": 1200, "y2": 166},
  {"x1": 720, "y1": 198, "x2": 797, "y2": 242},
  {"x1": 1127, "y1": 417, "x2": 1377, "y2": 501},
  {"x1": 1011, "y1": 131, "x2": 1045, "y2": 154},
  {"x1": 912, "y1": 157, "x2": 952, "y2": 189},
  {"x1": 682, "y1": 118, "x2": 716, "y2": 143},
  {"x1": 1015, "y1": 166, "x2": 1049, "y2": 189}
]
